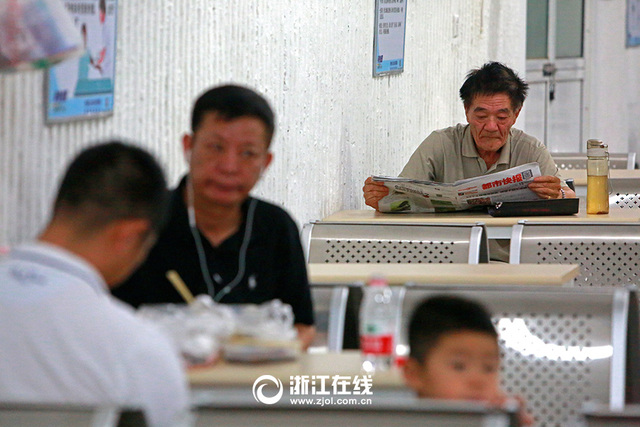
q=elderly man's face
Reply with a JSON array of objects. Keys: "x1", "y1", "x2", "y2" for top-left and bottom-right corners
[{"x1": 465, "y1": 93, "x2": 520, "y2": 156}]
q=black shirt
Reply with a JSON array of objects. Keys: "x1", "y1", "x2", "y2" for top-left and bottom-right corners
[{"x1": 112, "y1": 177, "x2": 314, "y2": 325}]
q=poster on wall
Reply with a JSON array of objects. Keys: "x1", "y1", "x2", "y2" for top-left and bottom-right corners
[
  {"x1": 46, "y1": 0, "x2": 118, "y2": 123},
  {"x1": 628, "y1": 0, "x2": 640, "y2": 47},
  {"x1": 373, "y1": 0, "x2": 407, "y2": 77}
]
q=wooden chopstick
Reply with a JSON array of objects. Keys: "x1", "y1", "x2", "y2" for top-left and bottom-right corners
[{"x1": 165, "y1": 270, "x2": 195, "y2": 304}]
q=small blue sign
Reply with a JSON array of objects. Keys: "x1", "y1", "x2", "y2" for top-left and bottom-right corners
[{"x1": 373, "y1": 0, "x2": 407, "y2": 77}]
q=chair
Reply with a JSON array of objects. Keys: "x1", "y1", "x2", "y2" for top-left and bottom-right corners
[
  {"x1": 301, "y1": 221, "x2": 489, "y2": 264},
  {"x1": 582, "y1": 403, "x2": 640, "y2": 426},
  {"x1": 308, "y1": 284, "x2": 351, "y2": 352},
  {"x1": 195, "y1": 398, "x2": 516, "y2": 427},
  {"x1": 551, "y1": 152, "x2": 636, "y2": 170},
  {"x1": 510, "y1": 221, "x2": 640, "y2": 287},
  {"x1": 302, "y1": 221, "x2": 489, "y2": 350},
  {"x1": 0, "y1": 403, "x2": 146, "y2": 427},
  {"x1": 610, "y1": 178, "x2": 640, "y2": 209},
  {"x1": 401, "y1": 285, "x2": 639, "y2": 427}
]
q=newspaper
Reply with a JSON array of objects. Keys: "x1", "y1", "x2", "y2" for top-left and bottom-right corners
[{"x1": 375, "y1": 162, "x2": 543, "y2": 213}]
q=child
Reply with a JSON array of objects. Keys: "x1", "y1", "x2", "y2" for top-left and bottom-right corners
[{"x1": 402, "y1": 295, "x2": 532, "y2": 424}]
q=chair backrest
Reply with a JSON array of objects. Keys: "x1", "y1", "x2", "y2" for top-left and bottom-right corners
[
  {"x1": 195, "y1": 398, "x2": 515, "y2": 427},
  {"x1": 582, "y1": 403, "x2": 640, "y2": 427},
  {"x1": 551, "y1": 152, "x2": 636, "y2": 170},
  {"x1": 0, "y1": 403, "x2": 145, "y2": 427},
  {"x1": 308, "y1": 284, "x2": 351, "y2": 352},
  {"x1": 610, "y1": 178, "x2": 640, "y2": 209},
  {"x1": 301, "y1": 222, "x2": 489, "y2": 264},
  {"x1": 401, "y1": 285, "x2": 636, "y2": 427},
  {"x1": 510, "y1": 221, "x2": 640, "y2": 287}
]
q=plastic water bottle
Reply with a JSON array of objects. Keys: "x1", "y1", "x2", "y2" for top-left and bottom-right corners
[
  {"x1": 586, "y1": 139, "x2": 609, "y2": 214},
  {"x1": 359, "y1": 275, "x2": 399, "y2": 372}
]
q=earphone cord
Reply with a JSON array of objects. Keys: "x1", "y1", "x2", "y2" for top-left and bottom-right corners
[{"x1": 187, "y1": 178, "x2": 257, "y2": 302}]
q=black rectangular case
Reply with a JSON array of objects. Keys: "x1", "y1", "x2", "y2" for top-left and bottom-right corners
[{"x1": 487, "y1": 198, "x2": 580, "y2": 217}]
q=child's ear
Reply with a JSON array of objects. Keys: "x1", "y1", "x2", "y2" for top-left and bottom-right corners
[{"x1": 402, "y1": 358, "x2": 426, "y2": 395}]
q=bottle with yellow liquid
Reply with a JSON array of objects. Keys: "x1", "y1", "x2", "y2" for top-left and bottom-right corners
[{"x1": 586, "y1": 139, "x2": 609, "y2": 214}]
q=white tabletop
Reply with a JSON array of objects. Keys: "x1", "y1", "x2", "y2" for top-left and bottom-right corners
[
  {"x1": 308, "y1": 263, "x2": 580, "y2": 287},
  {"x1": 321, "y1": 209, "x2": 640, "y2": 239}
]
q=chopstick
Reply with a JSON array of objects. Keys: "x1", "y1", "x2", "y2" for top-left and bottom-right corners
[{"x1": 165, "y1": 270, "x2": 195, "y2": 304}]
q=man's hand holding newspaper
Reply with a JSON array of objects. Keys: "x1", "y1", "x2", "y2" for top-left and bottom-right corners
[{"x1": 375, "y1": 163, "x2": 543, "y2": 213}]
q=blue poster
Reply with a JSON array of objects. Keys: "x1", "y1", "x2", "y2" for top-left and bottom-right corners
[
  {"x1": 47, "y1": 0, "x2": 117, "y2": 122},
  {"x1": 628, "y1": 0, "x2": 640, "y2": 47},
  {"x1": 373, "y1": 0, "x2": 407, "y2": 77}
]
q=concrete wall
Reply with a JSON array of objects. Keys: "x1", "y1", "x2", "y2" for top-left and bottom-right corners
[
  {"x1": 0, "y1": 0, "x2": 529, "y2": 246},
  {"x1": 587, "y1": 0, "x2": 640, "y2": 154}
]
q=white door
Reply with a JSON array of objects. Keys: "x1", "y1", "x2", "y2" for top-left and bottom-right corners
[{"x1": 524, "y1": 0, "x2": 586, "y2": 153}]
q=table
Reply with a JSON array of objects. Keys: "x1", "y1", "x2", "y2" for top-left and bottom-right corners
[
  {"x1": 189, "y1": 351, "x2": 408, "y2": 406},
  {"x1": 322, "y1": 208, "x2": 640, "y2": 239},
  {"x1": 308, "y1": 263, "x2": 580, "y2": 287},
  {"x1": 189, "y1": 350, "x2": 403, "y2": 389},
  {"x1": 582, "y1": 403, "x2": 640, "y2": 427},
  {"x1": 189, "y1": 351, "x2": 416, "y2": 424}
]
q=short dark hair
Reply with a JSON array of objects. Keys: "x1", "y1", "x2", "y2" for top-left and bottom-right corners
[
  {"x1": 459, "y1": 61, "x2": 529, "y2": 111},
  {"x1": 53, "y1": 141, "x2": 169, "y2": 235},
  {"x1": 99, "y1": 0, "x2": 106, "y2": 13},
  {"x1": 408, "y1": 295, "x2": 498, "y2": 364},
  {"x1": 191, "y1": 84, "x2": 275, "y2": 146}
]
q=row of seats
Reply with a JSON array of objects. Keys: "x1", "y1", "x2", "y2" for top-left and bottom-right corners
[
  {"x1": 510, "y1": 222, "x2": 640, "y2": 287},
  {"x1": 553, "y1": 152, "x2": 640, "y2": 207},
  {"x1": 551, "y1": 152, "x2": 637, "y2": 170},
  {"x1": 302, "y1": 222, "x2": 490, "y2": 264},
  {"x1": 303, "y1": 220, "x2": 640, "y2": 426},
  {"x1": 309, "y1": 281, "x2": 639, "y2": 427},
  {"x1": 565, "y1": 176, "x2": 640, "y2": 209},
  {"x1": 6, "y1": 213, "x2": 638, "y2": 426},
  {"x1": 304, "y1": 220, "x2": 640, "y2": 288},
  {"x1": 606, "y1": 178, "x2": 640, "y2": 209}
]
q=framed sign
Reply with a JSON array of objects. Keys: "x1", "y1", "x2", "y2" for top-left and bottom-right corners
[
  {"x1": 628, "y1": 0, "x2": 640, "y2": 47},
  {"x1": 46, "y1": 0, "x2": 118, "y2": 123},
  {"x1": 373, "y1": 0, "x2": 407, "y2": 77}
]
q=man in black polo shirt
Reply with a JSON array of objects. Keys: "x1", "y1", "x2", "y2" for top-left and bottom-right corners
[{"x1": 112, "y1": 85, "x2": 315, "y2": 349}]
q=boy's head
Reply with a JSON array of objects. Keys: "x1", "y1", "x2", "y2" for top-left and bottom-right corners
[{"x1": 403, "y1": 295, "x2": 501, "y2": 402}]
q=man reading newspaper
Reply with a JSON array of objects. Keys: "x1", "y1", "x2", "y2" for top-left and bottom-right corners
[
  {"x1": 362, "y1": 62, "x2": 575, "y2": 213},
  {"x1": 362, "y1": 62, "x2": 575, "y2": 261}
]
